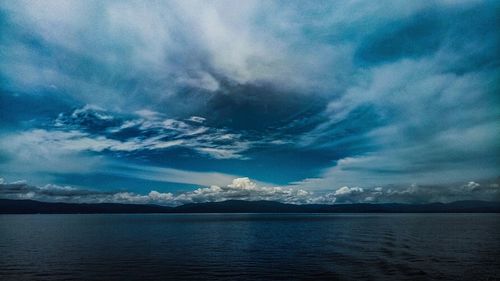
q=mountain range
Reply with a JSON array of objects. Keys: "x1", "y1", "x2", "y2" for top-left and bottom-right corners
[{"x1": 1, "y1": 199, "x2": 499, "y2": 214}]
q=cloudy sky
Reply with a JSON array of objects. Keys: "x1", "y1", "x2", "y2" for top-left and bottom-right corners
[{"x1": 0, "y1": 0, "x2": 499, "y2": 205}]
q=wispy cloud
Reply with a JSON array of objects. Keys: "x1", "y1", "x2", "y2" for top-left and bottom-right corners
[
  {"x1": 3, "y1": 105, "x2": 252, "y2": 160},
  {"x1": 293, "y1": 58, "x2": 499, "y2": 189}
]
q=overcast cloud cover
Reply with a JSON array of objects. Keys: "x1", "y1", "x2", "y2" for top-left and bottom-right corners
[{"x1": 0, "y1": 0, "x2": 499, "y2": 204}]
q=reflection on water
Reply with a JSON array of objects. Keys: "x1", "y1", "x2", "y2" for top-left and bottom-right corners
[{"x1": 1, "y1": 214, "x2": 499, "y2": 280}]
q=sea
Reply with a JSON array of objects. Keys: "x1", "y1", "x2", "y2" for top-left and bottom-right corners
[{"x1": 1, "y1": 213, "x2": 499, "y2": 280}]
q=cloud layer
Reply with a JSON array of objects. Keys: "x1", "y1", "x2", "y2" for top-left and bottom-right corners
[
  {"x1": 2, "y1": 177, "x2": 498, "y2": 206},
  {"x1": 0, "y1": 1, "x2": 499, "y2": 199}
]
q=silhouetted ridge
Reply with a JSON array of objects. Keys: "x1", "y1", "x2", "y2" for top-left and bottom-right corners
[
  {"x1": 0, "y1": 199, "x2": 172, "y2": 214},
  {"x1": 1, "y1": 199, "x2": 499, "y2": 214}
]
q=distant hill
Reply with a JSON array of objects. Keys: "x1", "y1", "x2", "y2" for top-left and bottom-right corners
[
  {"x1": 0, "y1": 199, "x2": 173, "y2": 214},
  {"x1": 1, "y1": 199, "x2": 499, "y2": 214}
]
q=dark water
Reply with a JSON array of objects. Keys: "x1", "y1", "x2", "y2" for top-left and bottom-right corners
[{"x1": 1, "y1": 214, "x2": 499, "y2": 281}]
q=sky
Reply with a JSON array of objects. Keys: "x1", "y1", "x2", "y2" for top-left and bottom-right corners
[{"x1": 0, "y1": 0, "x2": 499, "y2": 205}]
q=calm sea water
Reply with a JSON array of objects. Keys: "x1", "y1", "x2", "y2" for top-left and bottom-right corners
[{"x1": 0, "y1": 214, "x2": 499, "y2": 281}]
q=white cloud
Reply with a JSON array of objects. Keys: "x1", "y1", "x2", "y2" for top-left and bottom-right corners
[
  {"x1": 174, "y1": 177, "x2": 317, "y2": 205},
  {"x1": 463, "y1": 181, "x2": 480, "y2": 191},
  {"x1": 2, "y1": 177, "x2": 498, "y2": 206},
  {"x1": 187, "y1": 116, "x2": 206, "y2": 123},
  {"x1": 134, "y1": 109, "x2": 162, "y2": 120},
  {"x1": 0, "y1": 177, "x2": 322, "y2": 205},
  {"x1": 334, "y1": 186, "x2": 364, "y2": 196}
]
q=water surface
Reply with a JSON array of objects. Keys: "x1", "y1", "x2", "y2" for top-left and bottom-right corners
[{"x1": 1, "y1": 214, "x2": 499, "y2": 280}]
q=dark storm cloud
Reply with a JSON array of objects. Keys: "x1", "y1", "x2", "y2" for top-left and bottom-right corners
[
  {"x1": 198, "y1": 83, "x2": 327, "y2": 131},
  {"x1": 355, "y1": 10, "x2": 444, "y2": 64}
]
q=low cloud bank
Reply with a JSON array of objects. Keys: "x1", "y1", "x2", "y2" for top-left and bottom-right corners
[{"x1": 1, "y1": 177, "x2": 498, "y2": 206}]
